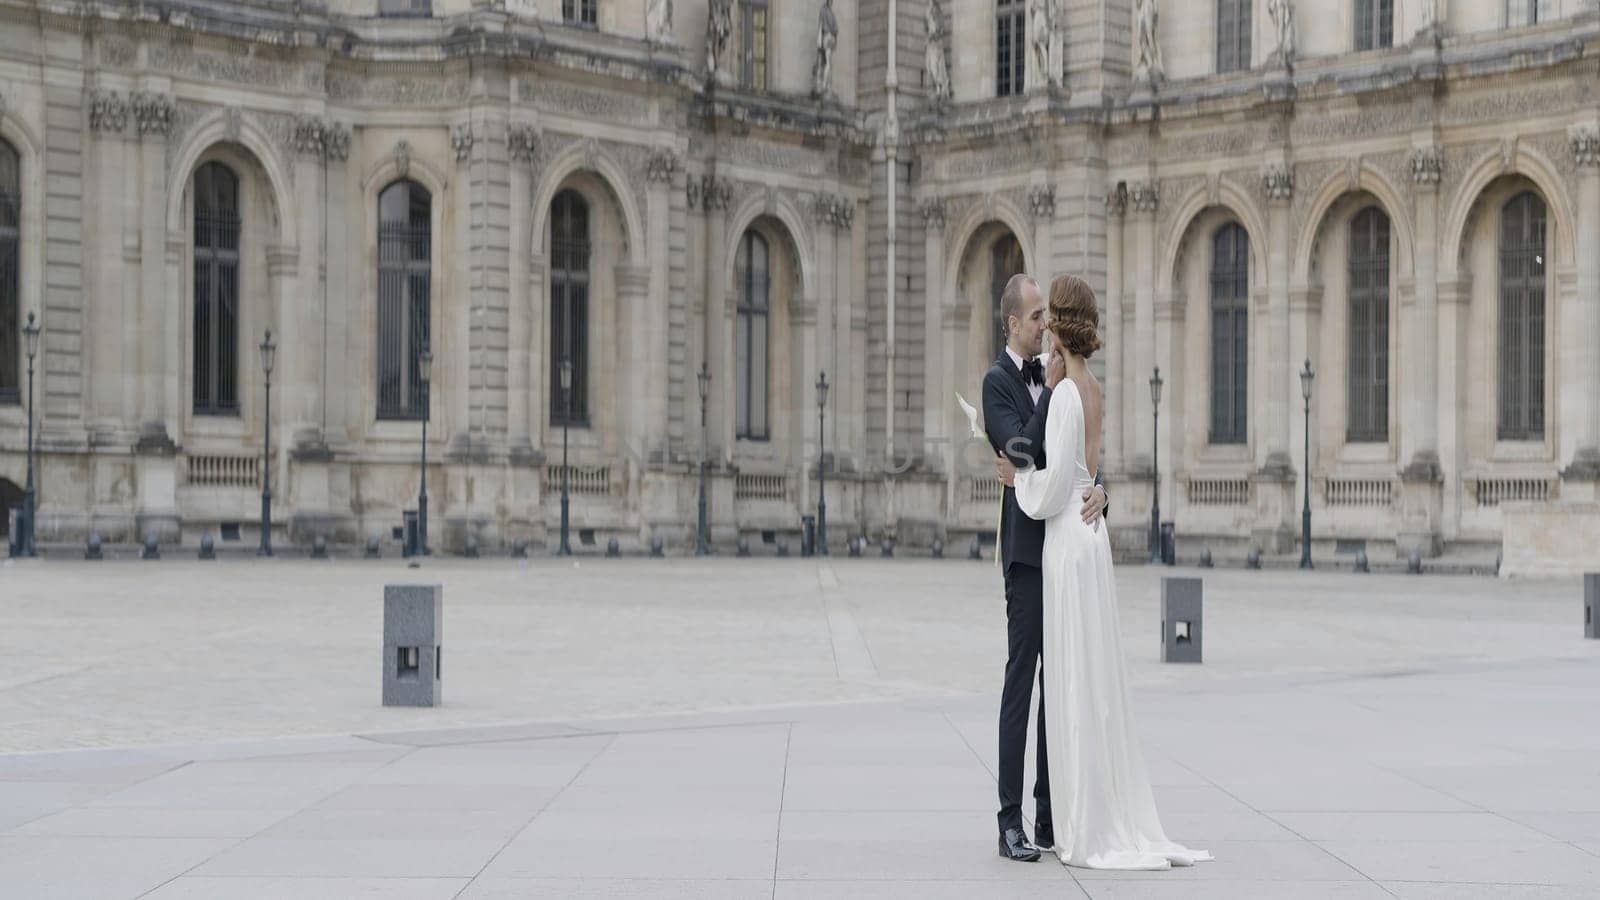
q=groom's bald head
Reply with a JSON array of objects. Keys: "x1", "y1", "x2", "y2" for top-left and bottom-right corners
[{"x1": 1001, "y1": 274, "x2": 1045, "y2": 356}]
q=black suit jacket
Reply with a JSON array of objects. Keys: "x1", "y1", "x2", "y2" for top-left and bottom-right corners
[{"x1": 982, "y1": 351, "x2": 1106, "y2": 573}]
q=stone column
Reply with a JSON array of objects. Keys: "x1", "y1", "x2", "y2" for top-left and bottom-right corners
[
  {"x1": 1129, "y1": 179, "x2": 1158, "y2": 474},
  {"x1": 133, "y1": 90, "x2": 176, "y2": 453},
  {"x1": 131, "y1": 90, "x2": 179, "y2": 541},
  {"x1": 699, "y1": 176, "x2": 731, "y2": 472},
  {"x1": 1400, "y1": 143, "x2": 1445, "y2": 555},
  {"x1": 322, "y1": 122, "x2": 352, "y2": 451},
  {"x1": 643, "y1": 150, "x2": 679, "y2": 465},
  {"x1": 1253, "y1": 161, "x2": 1296, "y2": 552},
  {"x1": 791, "y1": 295, "x2": 819, "y2": 509},
  {"x1": 1562, "y1": 125, "x2": 1600, "y2": 501},
  {"x1": 616, "y1": 263, "x2": 652, "y2": 466},
  {"x1": 1103, "y1": 187, "x2": 1126, "y2": 478},
  {"x1": 919, "y1": 198, "x2": 947, "y2": 472},
  {"x1": 1030, "y1": 185, "x2": 1057, "y2": 285},
  {"x1": 1435, "y1": 275, "x2": 1471, "y2": 541},
  {"x1": 287, "y1": 116, "x2": 325, "y2": 456}
]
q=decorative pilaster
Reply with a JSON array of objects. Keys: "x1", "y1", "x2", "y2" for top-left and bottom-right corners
[
  {"x1": 1564, "y1": 125, "x2": 1600, "y2": 492},
  {"x1": 1395, "y1": 140, "x2": 1445, "y2": 554},
  {"x1": 1256, "y1": 159, "x2": 1296, "y2": 553},
  {"x1": 1104, "y1": 184, "x2": 1127, "y2": 487}
]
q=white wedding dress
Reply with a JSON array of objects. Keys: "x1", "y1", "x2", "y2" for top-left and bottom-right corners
[{"x1": 1014, "y1": 379, "x2": 1213, "y2": 871}]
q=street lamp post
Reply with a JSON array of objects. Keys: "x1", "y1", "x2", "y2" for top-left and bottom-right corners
[
  {"x1": 418, "y1": 344, "x2": 433, "y2": 557},
  {"x1": 815, "y1": 371, "x2": 830, "y2": 556},
  {"x1": 17, "y1": 312, "x2": 40, "y2": 558},
  {"x1": 1149, "y1": 366, "x2": 1163, "y2": 565},
  {"x1": 696, "y1": 362, "x2": 710, "y2": 556},
  {"x1": 1300, "y1": 358, "x2": 1315, "y2": 570},
  {"x1": 257, "y1": 330, "x2": 276, "y2": 557},
  {"x1": 559, "y1": 356, "x2": 572, "y2": 557}
]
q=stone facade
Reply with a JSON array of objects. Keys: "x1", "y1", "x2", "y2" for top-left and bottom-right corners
[{"x1": 0, "y1": 0, "x2": 1595, "y2": 558}]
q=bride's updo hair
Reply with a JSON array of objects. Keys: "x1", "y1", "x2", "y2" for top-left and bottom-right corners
[{"x1": 1047, "y1": 274, "x2": 1102, "y2": 359}]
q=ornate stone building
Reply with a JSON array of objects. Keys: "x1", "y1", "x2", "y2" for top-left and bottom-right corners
[{"x1": 0, "y1": 0, "x2": 1596, "y2": 563}]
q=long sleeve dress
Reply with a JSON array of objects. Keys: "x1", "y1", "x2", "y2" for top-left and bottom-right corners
[{"x1": 1014, "y1": 379, "x2": 1213, "y2": 871}]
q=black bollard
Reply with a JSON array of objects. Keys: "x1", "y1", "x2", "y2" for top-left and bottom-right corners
[
  {"x1": 85, "y1": 533, "x2": 103, "y2": 561},
  {"x1": 1246, "y1": 546, "x2": 1261, "y2": 570},
  {"x1": 366, "y1": 536, "x2": 382, "y2": 559},
  {"x1": 931, "y1": 538, "x2": 944, "y2": 559},
  {"x1": 142, "y1": 536, "x2": 160, "y2": 560},
  {"x1": 1198, "y1": 548, "x2": 1213, "y2": 569},
  {"x1": 312, "y1": 535, "x2": 329, "y2": 559},
  {"x1": 199, "y1": 534, "x2": 216, "y2": 561}
]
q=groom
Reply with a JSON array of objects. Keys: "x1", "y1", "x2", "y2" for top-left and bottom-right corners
[{"x1": 982, "y1": 273, "x2": 1108, "y2": 862}]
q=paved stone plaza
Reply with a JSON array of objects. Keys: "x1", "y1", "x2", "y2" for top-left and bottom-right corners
[{"x1": 0, "y1": 557, "x2": 1597, "y2": 897}]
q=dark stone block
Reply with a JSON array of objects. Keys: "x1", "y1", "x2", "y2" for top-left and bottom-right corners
[
  {"x1": 1161, "y1": 577, "x2": 1203, "y2": 664},
  {"x1": 383, "y1": 584, "x2": 442, "y2": 708}
]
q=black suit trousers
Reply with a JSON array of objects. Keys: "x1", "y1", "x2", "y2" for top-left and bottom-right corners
[{"x1": 997, "y1": 561, "x2": 1051, "y2": 835}]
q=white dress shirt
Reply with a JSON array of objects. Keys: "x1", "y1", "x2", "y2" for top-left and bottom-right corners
[{"x1": 1004, "y1": 346, "x2": 1045, "y2": 406}]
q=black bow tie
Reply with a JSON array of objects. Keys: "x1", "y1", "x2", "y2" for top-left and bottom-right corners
[{"x1": 1020, "y1": 357, "x2": 1044, "y2": 387}]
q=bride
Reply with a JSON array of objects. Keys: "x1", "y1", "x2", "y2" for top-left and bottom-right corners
[{"x1": 1012, "y1": 274, "x2": 1214, "y2": 871}]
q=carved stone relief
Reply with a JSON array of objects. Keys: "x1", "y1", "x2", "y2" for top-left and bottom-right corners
[
  {"x1": 1027, "y1": 186, "x2": 1056, "y2": 219},
  {"x1": 1568, "y1": 124, "x2": 1600, "y2": 168},
  {"x1": 920, "y1": 197, "x2": 947, "y2": 230},
  {"x1": 451, "y1": 125, "x2": 475, "y2": 164},
  {"x1": 328, "y1": 72, "x2": 470, "y2": 105},
  {"x1": 148, "y1": 41, "x2": 300, "y2": 89},
  {"x1": 645, "y1": 148, "x2": 680, "y2": 184},
  {"x1": 1292, "y1": 104, "x2": 1415, "y2": 143},
  {"x1": 1261, "y1": 162, "x2": 1294, "y2": 202},
  {"x1": 132, "y1": 91, "x2": 176, "y2": 137},
  {"x1": 520, "y1": 81, "x2": 650, "y2": 123},
  {"x1": 814, "y1": 193, "x2": 854, "y2": 229},
  {"x1": 88, "y1": 88, "x2": 128, "y2": 133},
  {"x1": 1130, "y1": 179, "x2": 1161, "y2": 215},
  {"x1": 1440, "y1": 84, "x2": 1590, "y2": 128},
  {"x1": 1410, "y1": 146, "x2": 1443, "y2": 187},
  {"x1": 1289, "y1": 159, "x2": 1340, "y2": 237},
  {"x1": 508, "y1": 124, "x2": 539, "y2": 164},
  {"x1": 97, "y1": 35, "x2": 136, "y2": 68}
]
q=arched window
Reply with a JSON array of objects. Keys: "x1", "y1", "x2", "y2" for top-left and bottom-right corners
[
  {"x1": 377, "y1": 180, "x2": 432, "y2": 421},
  {"x1": 0, "y1": 139, "x2": 18, "y2": 406},
  {"x1": 1347, "y1": 207, "x2": 1390, "y2": 442},
  {"x1": 192, "y1": 162, "x2": 240, "y2": 416},
  {"x1": 1498, "y1": 191, "x2": 1546, "y2": 441},
  {"x1": 996, "y1": 0, "x2": 1026, "y2": 96},
  {"x1": 1354, "y1": 0, "x2": 1393, "y2": 51},
  {"x1": 1217, "y1": 0, "x2": 1252, "y2": 73},
  {"x1": 1210, "y1": 222, "x2": 1249, "y2": 444},
  {"x1": 550, "y1": 189, "x2": 590, "y2": 427},
  {"x1": 990, "y1": 233, "x2": 1024, "y2": 360},
  {"x1": 735, "y1": 230, "x2": 770, "y2": 441}
]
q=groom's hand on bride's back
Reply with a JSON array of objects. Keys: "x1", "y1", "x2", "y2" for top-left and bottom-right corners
[{"x1": 1081, "y1": 485, "x2": 1108, "y2": 526}]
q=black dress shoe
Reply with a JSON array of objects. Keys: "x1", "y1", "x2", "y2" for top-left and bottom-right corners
[
  {"x1": 998, "y1": 827, "x2": 1041, "y2": 862},
  {"x1": 1034, "y1": 825, "x2": 1055, "y2": 851}
]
